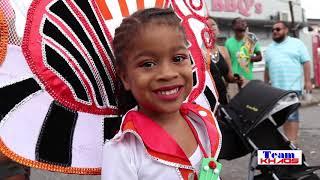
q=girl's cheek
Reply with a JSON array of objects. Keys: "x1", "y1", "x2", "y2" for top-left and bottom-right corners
[{"x1": 183, "y1": 69, "x2": 193, "y2": 87}]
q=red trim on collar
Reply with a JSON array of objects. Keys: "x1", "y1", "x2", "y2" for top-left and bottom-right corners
[
  {"x1": 123, "y1": 109, "x2": 188, "y2": 160},
  {"x1": 180, "y1": 168, "x2": 198, "y2": 180},
  {"x1": 121, "y1": 103, "x2": 221, "y2": 161},
  {"x1": 181, "y1": 103, "x2": 221, "y2": 157}
]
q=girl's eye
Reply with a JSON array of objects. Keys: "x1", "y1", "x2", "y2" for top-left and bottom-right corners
[
  {"x1": 140, "y1": 61, "x2": 156, "y2": 68},
  {"x1": 173, "y1": 55, "x2": 188, "y2": 63}
]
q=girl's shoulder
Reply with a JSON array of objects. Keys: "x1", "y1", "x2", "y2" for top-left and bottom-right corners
[
  {"x1": 181, "y1": 103, "x2": 217, "y2": 124},
  {"x1": 102, "y1": 125, "x2": 150, "y2": 179},
  {"x1": 104, "y1": 129, "x2": 143, "y2": 153},
  {"x1": 103, "y1": 131, "x2": 146, "y2": 169}
]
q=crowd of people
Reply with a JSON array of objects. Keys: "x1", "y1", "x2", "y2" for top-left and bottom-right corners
[
  {"x1": 206, "y1": 17, "x2": 311, "y2": 145},
  {"x1": 0, "y1": 5, "x2": 312, "y2": 180},
  {"x1": 100, "y1": 9, "x2": 312, "y2": 179}
]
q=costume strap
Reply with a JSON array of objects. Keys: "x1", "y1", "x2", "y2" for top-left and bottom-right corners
[{"x1": 183, "y1": 115, "x2": 208, "y2": 158}]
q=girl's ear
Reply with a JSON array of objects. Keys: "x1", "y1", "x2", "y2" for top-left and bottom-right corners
[{"x1": 119, "y1": 71, "x2": 130, "y2": 91}]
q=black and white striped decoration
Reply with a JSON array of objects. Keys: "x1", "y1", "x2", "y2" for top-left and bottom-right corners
[{"x1": 0, "y1": 0, "x2": 218, "y2": 174}]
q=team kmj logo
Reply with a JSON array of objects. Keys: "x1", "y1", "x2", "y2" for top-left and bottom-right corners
[{"x1": 258, "y1": 150, "x2": 302, "y2": 165}]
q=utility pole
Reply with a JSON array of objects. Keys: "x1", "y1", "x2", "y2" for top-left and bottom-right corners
[{"x1": 289, "y1": 1, "x2": 297, "y2": 37}]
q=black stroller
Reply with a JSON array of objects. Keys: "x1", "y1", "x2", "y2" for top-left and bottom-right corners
[{"x1": 218, "y1": 80, "x2": 320, "y2": 180}]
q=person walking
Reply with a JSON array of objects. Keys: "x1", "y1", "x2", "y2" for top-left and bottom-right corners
[
  {"x1": 264, "y1": 21, "x2": 312, "y2": 143},
  {"x1": 225, "y1": 17, "x2": 262, "y2": 81},
  {"x1": 204, "y1": 17, "x2": 243, "y2": 105}
]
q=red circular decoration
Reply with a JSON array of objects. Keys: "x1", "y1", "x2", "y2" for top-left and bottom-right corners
[
  {"x1": 189, "y1": 0, "x2": 203, "y2": 11},
  {"x1": 209, "y1": 161, "x2": 217, "y2": 169}
]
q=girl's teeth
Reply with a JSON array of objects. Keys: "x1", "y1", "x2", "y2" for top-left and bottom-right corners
[{"x1": 159, "y1": 88, "x2": 179, "y2": 95}]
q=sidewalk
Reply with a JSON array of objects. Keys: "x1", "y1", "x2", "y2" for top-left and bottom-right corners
[{"x1": 301, "y1": 88, "x2": 320, "y2": 107}]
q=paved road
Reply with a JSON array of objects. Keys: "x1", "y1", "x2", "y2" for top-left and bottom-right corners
[
  {"x1": 219, "y1": 104, "x2": 320, "y2": 179},
  {"x1": 31, "y1": 105, "x2": 320, "y2": 180}
]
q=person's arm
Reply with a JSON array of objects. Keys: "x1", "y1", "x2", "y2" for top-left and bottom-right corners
[
  {"x1": 264, "y1": 68, "x2": 270, "y2": 84},
  {"x1": 102, "y1": 139, "x2": 138, "y2": 180},
  {"x1": 264, "y1": 54, "x2": 270, "y2": 84},
  {"x1": 303, "y1": 61, "x2": 312, "y2": 91},
  {"x1": 251, "y1": 43, "x2": 262, "y2": 62},
  {"x1": 298, "y1": 40, "x2": 312, "y2": 92},
  {"x1": 297, "y1": 40, "x2": 312, "y2": 91},
  {"x1": 219, "y1": 46, "x2": 244, "y2": 86},
  {"x1": 250, "y1": 51, "x2": 262, "y2": 62},
  {"x1": 218, "y1": 46, "x2": 234, "y2": 83}
]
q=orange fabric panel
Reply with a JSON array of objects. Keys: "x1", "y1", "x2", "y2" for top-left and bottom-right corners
[
  {"x1": 122, "y1": 121, "x2": 135, "y2": 131},
  {"x1": 180, "y1": 168, "x2": 197, "y2": 180},
  {"x1": 155, "y1": 0, "x2": 165, "y2": 8},
  {"x1": 96, "y1": 0, "x2": 113, "y2": 20},
  {"x1": 0, "y1": 9, "x2": 8, "y2": 65},
  {"x1": 118, "y1": 0, "x2": 130, "y2": 17},
  {"x1": 136, "y1": 0, "x2": 145, "y2": 10},
  {"x1": 0, "y1": 138, "x2": 101, "y2": 175}
]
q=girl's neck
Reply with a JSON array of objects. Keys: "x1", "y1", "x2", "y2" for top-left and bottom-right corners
[
  {"x1": 139, "y1": 106, "x2": 198, "y2": 157},
  {"x1": 158, "y1": 112, "x2": 183, "y2": 129},
  {"x1": 139, "y1": 107, "x2": 183, "y2": 127}
]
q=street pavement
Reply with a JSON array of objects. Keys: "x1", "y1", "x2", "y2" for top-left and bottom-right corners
[
  {"x1": 301, "y1": 88, "x2": 320, "y2": 107},
  {"x1": 219, "y1": 104, "x2": 320, "y2": 179},
  {"x1": 31, "y1": 105, "x2": 320, "y2": 180}
]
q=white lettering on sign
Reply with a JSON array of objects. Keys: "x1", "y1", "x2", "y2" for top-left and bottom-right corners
[{"x1": 210, "y1": 0, "x2": 263, "y2": 17}]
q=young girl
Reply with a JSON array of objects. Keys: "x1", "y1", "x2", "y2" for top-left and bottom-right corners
[{"x1": 102, "y1": 8, "x2": 222, "y2": 180}]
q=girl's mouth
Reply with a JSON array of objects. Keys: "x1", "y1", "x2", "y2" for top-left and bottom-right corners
[
  {"x1": 153, "y1": 85, "x2": 183, "y2": 101},
  {"x1": 158, "y1": 87, "x2": 179, "y2": 95}
]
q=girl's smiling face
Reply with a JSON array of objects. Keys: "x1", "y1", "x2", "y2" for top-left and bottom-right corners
[{"x1": 119, "y1": 24, "x2": 193, "y2": 117}]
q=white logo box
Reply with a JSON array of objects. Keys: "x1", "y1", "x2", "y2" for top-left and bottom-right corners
[{"x1": 257, "y1": 150, "x2": 302, "y2": 165}]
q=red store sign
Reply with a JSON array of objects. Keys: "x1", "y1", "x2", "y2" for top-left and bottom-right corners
[{"x1": 210, "y1": 0, "x2": 263, "y2": 17}]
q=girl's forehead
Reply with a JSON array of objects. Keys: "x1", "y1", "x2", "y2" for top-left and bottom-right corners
[
  {"x1": 138, "y1": 23, "x2": 185, "y2": 38},
  {"x1": 142, "y1": 22, "x2": 179, "y2": 30},
  {"x1": 127, "y1": 26, "x2": 186, "y2": 54}
]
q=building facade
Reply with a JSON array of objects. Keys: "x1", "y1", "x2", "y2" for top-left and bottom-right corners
[
  {"x1": 205, "y1": 0, "x2": 313, "y2": 80},
  {"x1": 206, "y1": 0, "x2": 305, "y2": 46}
]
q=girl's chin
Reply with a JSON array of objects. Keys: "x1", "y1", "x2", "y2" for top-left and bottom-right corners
[{"x1": 139, "y1": 102, "x2": 183, "y2": 114}]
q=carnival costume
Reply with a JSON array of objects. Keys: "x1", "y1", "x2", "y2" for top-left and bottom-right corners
[
  {"x1": 0, "y1": 9, "x2": 9, "y2": 65},
  {"x1": 0, "y1": 0, "x2": 220, "y2": 176},
  {"x1": 103, "y1": 103, "x2": 221, "y2": 179}
]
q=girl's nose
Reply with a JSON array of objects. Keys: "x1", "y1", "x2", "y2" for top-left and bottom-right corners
[{"x1": 156, "y1": 62, "x2": 179, "y2": 81}]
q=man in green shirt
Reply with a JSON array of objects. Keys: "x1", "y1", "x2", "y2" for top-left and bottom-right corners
[{"x1": 225, "y1": 18, "x2": 262, "y2": 80}]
